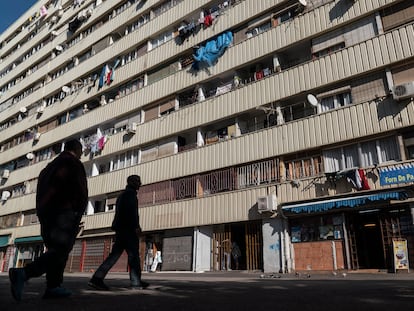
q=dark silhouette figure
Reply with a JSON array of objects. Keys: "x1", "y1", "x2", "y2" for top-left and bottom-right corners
[
  {"x1": 88, "y1": 175, "x2": 149, "y2": 290},
  {"x1": 9, "y1": 139, "x2": 88, "y2": 300}
]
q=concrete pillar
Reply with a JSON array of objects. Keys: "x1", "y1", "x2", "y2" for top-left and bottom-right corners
[{"x1": 262, "y1": 217, "x2": 284, "y2": 273}]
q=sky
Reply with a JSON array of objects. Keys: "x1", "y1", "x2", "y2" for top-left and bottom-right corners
[{"x1": 0, "y1": 0, "x2": 39, "y2": 35}]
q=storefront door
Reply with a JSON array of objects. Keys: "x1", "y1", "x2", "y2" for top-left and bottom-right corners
[
  {"x1": 349, "y1": 210, "x2": 403, "y2": 270},
  {"x1": 212, "y1": 222, "x2": 263, "y2": 271}
]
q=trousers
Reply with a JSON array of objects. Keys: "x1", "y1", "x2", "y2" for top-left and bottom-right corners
[
  {"x1": 24, "y1": 211, "x2": 78, "y2": 288},
  {"x1": 93, "y1": 231, "x2": 142, "y2": 286}
]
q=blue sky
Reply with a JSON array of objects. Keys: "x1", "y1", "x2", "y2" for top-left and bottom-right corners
[{"x1": 0, "y1": 0, "x2": 39, "y2": 35}]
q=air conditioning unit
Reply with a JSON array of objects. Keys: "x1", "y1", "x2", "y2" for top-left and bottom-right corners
[
  {"x1": 126, "y1": 122, "x2": 137, "y2": 134},
  {"x1": 257, "y1": 194, "x2": 278, "y2": 213},
  {"x1": 1, "y1": 191, "x2": 11, "y2": 201},
  {"x1": 392, "y1": 81, "x2": 414, "y2": 101},
  {"x1": 2, "y1": 169, "x2": 10, "y2": 179}
]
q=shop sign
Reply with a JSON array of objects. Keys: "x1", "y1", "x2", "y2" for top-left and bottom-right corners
[
  {"x1": 379, "y1": 164, "x2": 414, "y2": 186},
  {"x1": 393, "y1": 239, "x2": 409, "y2": 272}
]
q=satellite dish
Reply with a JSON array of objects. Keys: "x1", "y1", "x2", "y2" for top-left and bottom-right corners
[
  {"x1": 19, "y1": 106, "x2": 27, "y2": 113},
  {"x1": 51, "y1": 30, "x2": 59, "y2": 36},
  {"x1": 26, "y1": 152, "x2": 34, "y2": 160},
  {"x1": 61, "y1": 85, "x2": 71, "y2": 93},
  {"x1": 299, "y1": 0, "x2": 307, "y2": 6},
  {"x1": 55, "y1": 45, "x2": 63, "y2": 52},
  {"x1": 307, "y1": 94, "x2": 318, "y2": 107}
]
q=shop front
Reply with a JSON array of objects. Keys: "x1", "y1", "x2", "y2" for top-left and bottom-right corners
[
  {"x1": 282, "y1": 191, "x2": 414, "y2": 272},
  {"x1": 0, "y1": 235, "x2": 11, "y2": 272},
  {"x1": 13, "y1": 236, "x2": 44, "y2": 268}
]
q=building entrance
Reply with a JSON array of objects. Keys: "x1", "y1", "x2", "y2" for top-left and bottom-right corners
[
  {"x1": 212, "y1": 221, "x2": 262, "y2": 271},
  {"x1": 354, "y1": 212, "x2": 385, "y2": 269},
  {"x1": 348, "y1": 209, "x2": 403, "y2": 270}
]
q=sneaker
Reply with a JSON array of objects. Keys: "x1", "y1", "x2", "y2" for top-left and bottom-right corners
[
  {"x1": 9, "y1": 268, "x2": 26, "y2": 301},
  {"x1": 43, "y1": 287, "x2": 72, "y2": 299},
  {"x1": 130, "y1": 280, "x2": 149, "y2": 290},
  {"x1": 88, "y1": 278, "x2": 110, "y2": 291}
]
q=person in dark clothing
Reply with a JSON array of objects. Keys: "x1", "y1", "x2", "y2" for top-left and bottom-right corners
[
  {"x1": 88, "y1": 175, "x2": 149, "y2": 290},
  {"x1": 9, "y1": 139, "x2": 88, "y2": 301}
]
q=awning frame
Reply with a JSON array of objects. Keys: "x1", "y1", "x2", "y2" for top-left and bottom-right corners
[{"x1": 281, "y1": 191, "x2": 408, "y2": 214}]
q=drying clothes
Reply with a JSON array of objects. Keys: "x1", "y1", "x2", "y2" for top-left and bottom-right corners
[
  {"x1": 203, "y1": 14, "x2": 213, "y2": 27},
  {"x1": 178, "y1": 22, "x2": 197, "y2": 42},
  {"x1": 68, "y1": 17, "x2": 83, "y2": 32},
  {"x1": 74, "y1": 0, "x2": 84, "y2": 7},
  {"x1": 344, "y1": 169, "x2": 370, "y2": 190},
  {"x1": 358, "y1": 169, "x2": 370, "y2": 190},
  {"x1": 40, "y1": 5, "x2": 48, "y2": 17},
  {"x1": 98, "y1": 65, "x2": 110, "y2": 88},
  {"x1": 192, "y1": 31, "x2": 233, "y2": 70}
]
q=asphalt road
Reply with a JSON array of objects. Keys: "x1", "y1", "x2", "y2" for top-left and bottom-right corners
[{"x1": 0, "y1": 271, "x2": 413, "y2": 311}]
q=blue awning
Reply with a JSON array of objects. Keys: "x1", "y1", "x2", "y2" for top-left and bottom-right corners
[
  {"x1": 282, "y1": 191, "x2": 407, "y2": 214},
  {"x1": 14, "y1": 236, "x2": 43, "y2": 244},
  {"x1": 0, "y1": 235, "x2": 10, "y2": 247}
]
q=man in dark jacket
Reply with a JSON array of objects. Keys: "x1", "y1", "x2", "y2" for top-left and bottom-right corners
[
  {"x1": 9, "y1": 139, "x2": 88, "y2": 301},
  {"x1": 88, "y1": 175, "x2": 148, "y2": 290}
]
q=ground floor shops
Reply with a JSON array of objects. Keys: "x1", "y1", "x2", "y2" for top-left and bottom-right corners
[
  {"x1": 283, "y1": 197, "x2": 414, "y2": 273},
  {"x1": 1, "y1": 196, "x2": 413, "y2": 274},
  {"x1": 61, "y1": 221, "x2": 265, "y2": 273}
]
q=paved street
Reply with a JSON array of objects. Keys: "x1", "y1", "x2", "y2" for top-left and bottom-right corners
[{"x1": 0, "y1": 271, "x2": 413, "y2": 311}]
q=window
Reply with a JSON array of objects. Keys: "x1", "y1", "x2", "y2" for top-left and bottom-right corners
[
  {"x1": 319, "y1": 92, "x2": 352, "y2": 112},
  {"x1": 291, "y1": 215, "x2": 344, "y2": 243},
  {"x1": 94, "y1": 201, "x2": 105, "y2": 213},
  {"x1": 282, "y1": 101, "x2": 315, "y2": 122},
  {"x1": 323, "y1": 137, "x2": 401, "y2": 172},
  {"x1": 312, "y1": 42, "x2": 345, "y2": 59},
  {"x1": 150, "y1": 30, "x2": 173, "y2": 49},
  {"x1": 285, "y1": 155, "x2": 322, "y2": 179},
  {"x1": 246, "y1": 21, "x2": 271, "y2": 38}
]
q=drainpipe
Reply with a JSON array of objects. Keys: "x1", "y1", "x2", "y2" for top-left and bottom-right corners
[
  {"x1": 342, "y1": 214, "x2": 351, "y2": 270},
  {"x1": 193, "y1": 227, "x2": 198, "y2": 272},
  {"x1": 283, "y1": 219, "x2": 292, "y2": 273},
  {"x1": 332, "y1": 240, "x2": 337, "y2": 271}
]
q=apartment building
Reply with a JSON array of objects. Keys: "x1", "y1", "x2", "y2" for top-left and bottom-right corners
[{"x1": 0, "y1": 0, "x2": 414, "y2": 274}]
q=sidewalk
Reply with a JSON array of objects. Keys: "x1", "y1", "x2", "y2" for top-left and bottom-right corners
[{"x1": 1, "y1": 270, "x2": 413, "y2": 311}]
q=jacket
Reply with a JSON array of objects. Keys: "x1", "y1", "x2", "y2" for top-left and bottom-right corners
[
  {"x1": 111, "y1": 185, "x2": 139, "y2": 233},
  {"x1": 36, "y1": 151, "x2": 88, "y2": 220}
]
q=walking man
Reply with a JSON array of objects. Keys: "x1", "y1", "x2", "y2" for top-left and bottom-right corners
[
  {"x1": 88, "y1": 175, "x2": 149, "y2": 290},
  {"x1": 9, "y1": 139, "x2": 88, "y2": 300}
]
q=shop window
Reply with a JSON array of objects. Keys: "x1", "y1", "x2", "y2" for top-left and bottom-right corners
[{"x1": 290, "y1": 215, "x2": 344, "y2": 243}]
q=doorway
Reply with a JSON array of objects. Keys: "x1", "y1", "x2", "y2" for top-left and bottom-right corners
[
  {"x1": 349, "y1": 209, "x2": 403, "y2": 270},
  {"x1": 355, "y1": 212, "x2": 384, "y2": 269},
  {"x1": 212, "y1": 221, "x2": 262, "y2": 271}
]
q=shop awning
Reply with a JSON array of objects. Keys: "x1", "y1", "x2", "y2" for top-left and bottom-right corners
[
  {"x1": 282, "y1": 191, "x2": 407, "y2": 214},
  {"x1": 14, "y1": 236, "x2": 43, "y2": 244},
  {"x1": 0, "y1": 235, "x2": 10, "y2": 247}
]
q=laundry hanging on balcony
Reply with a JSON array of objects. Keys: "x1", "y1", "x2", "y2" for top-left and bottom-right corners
[
  {"x1": 40, "y1": 5, "x2": 48, "y2": 18},
  {"x1": 98, "y1": 59, "x2": 120, "y2": 88},
  {"x1": 192, "y1": 31, "x2": 233, "y2": 70},
  {"x1": 80, "y1": 128, "x2": 108, "y2": 155}
]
